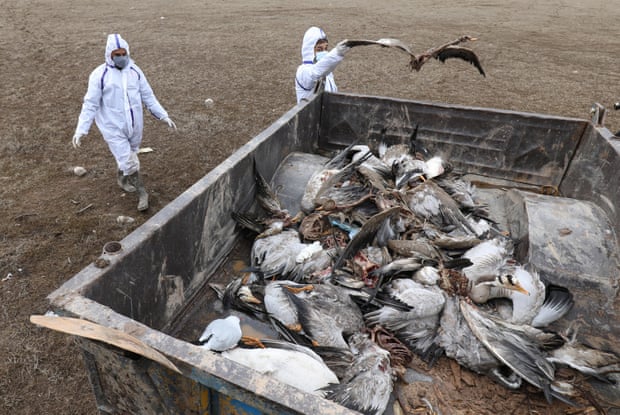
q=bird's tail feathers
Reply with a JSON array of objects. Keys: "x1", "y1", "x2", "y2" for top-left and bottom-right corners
[{"x1": 531, "y1": 285, "x2": 574, "y2": 328}]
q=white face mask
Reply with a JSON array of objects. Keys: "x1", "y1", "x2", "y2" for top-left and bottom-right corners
[
  {"x1": 112, "y1": 55, "x2": 129, "y2": 69},
  {"x1": 314, "y1": 51, "x2": 328, "y2": 63}
]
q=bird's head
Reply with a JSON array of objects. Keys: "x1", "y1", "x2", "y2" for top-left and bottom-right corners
[
  {"x1": 460, "y1": 35, "x2": 478, "y2": 42},
  {"x1": 222, "y1": 277, "x2": 262, "y2": 309},
  {"x1": 493, "y1": 273, "x2": 529, "y2": 296},
  {"x1": 238, "y1": 285, "x2": 262, "y2": 304},
  {"x1": 468, "y1": 271, "x2": 529, "y2": 304}
]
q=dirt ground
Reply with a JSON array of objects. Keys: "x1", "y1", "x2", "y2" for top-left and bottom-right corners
[{"x1": 2, "y1": 0, "x2": 620, "y2": 414}]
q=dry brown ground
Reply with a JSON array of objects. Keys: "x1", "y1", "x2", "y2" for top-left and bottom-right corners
[{"x1": 2, "y1": 0, "x2": 620, "y2": 414}]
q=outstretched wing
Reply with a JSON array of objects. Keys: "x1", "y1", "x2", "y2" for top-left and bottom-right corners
[
  {"x1": 459, "y1": 300, "x2": 577, "y2": 406},
  {"x1": 434, "y1": 46, "x2": 485, "y2": 77},
  {"x1": 332, "y1": 206, "x2": 401, "y2": 271},
  {"x1": 342, "y1": 38, "x2": 414, "y2": 56}
]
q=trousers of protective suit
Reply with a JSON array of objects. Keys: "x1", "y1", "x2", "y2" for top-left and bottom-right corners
[{"x1": 106, "y1": 132, "x2": 141, "y2": 175}]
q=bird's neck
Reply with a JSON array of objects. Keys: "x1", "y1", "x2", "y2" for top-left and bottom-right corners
[{"x1": 468, "y1": 283, "x2": 514, "y2": 304}]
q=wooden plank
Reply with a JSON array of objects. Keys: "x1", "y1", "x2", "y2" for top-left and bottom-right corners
[{"x1": 30, "y1": 315, "x2": 180, "y2": 374}]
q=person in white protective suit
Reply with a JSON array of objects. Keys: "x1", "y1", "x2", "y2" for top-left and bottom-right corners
[
  {"x1": 72, "y1": 33, "x2": 177, "y2": 211},
  {"x1": 295, "y1": 27, "x2": 351, "y2": 103}
]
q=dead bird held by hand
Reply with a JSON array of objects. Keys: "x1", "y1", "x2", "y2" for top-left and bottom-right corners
[{"x1": 341, "y1": 35, "x2": 485, "y2": 76}]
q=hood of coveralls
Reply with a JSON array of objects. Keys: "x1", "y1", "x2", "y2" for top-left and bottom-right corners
[
  {"x1": 301, "y1": 26, "x2": 327, "y2": 63},
  {"x1": 105, "y1": 33, "x2": 131, "y2": 67}
]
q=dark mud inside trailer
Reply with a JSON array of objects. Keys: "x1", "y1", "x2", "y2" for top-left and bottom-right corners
[{"x1": 48, "y1": 92, "x2": 620, "y2": 414}]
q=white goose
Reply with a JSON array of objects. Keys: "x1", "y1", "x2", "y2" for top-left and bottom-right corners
[
  {"x1": 463, "y1": 238, "x2": 573, "y2": 327},
  {"x1": 498, "y1": 265, "x2": 573, "y2": 327},
  {"x1": 221, "y1": 339, "x2": 340, "y2": 397},
  {"x1": 196, "y1": 311, "x2": 339, "y2": 396}
]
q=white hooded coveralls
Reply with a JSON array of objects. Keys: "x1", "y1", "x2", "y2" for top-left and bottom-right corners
[
  {"x1": 295, "y1": 27, "x2": 344, "y2": 103},
  {"x1": 74, "y1": 34, "x2": 169, "y2": 175}
]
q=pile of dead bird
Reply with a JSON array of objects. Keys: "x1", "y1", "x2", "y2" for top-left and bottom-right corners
[{"x1": 203, "y1": 139, "x2": 619, "y2": 415}]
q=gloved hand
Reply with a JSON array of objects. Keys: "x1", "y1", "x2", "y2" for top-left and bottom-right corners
[
  {"x1": 72, "y1": 133, "x2": 84, "y2": 149},
  {"x1": 335, "y1": 40, "x2": 351, "y2": 57},
  {"x1": 162, "y1": 117, "x2": 177, "y2": 131}
]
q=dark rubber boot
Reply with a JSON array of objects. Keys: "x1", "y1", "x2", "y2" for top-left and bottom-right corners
[
  {"x1": 117, "y1": 171, "x2": 136, "y2": 193},
  {"x1": 129, "y1": 172, "x2": 149, "y2": 211}
]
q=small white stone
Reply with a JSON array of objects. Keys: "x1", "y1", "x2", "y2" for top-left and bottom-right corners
[
  {"x1": 204, "y1": 98, "x2": 214, "y2": 108},
  {"x1": 116, "y1": 215, "x2": 135, "y2": 225},
  {"x1": 73, "y1": 166, "x2": 87, "y2": 176}
]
